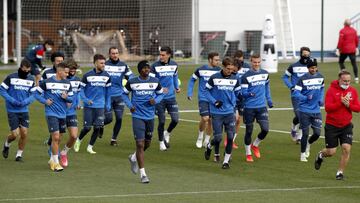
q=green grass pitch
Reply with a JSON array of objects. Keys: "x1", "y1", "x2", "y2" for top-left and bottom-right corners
[{"x1": 0, "y1": 61, "x2": 359, "y2": 202}]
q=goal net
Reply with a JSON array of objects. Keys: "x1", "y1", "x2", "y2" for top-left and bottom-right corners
[{"x1": 13, "y1": 0, "x2": 193, "y2": 62}]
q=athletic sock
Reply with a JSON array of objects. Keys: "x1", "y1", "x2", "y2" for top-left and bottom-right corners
[
  {"x1": 336, "y1": 170, "x2": 343, "y2": 175},
  {"x1": 198, "y1": 131, "x2": 204, "y2": 139},
  {"x1": 319, "y1": 152, "x2": 323, "y2": 159},
  {"x1": 139, "y1": 168, "x2": 147, "y2": 177},
  {"x1": 204, "y1": 135, "x2": 210, "y2": 143},
  {"x1": 245, "y1": 144, "x2": 251, "y2": 155},
  {"x1": 223, "y1": 153, "x2": 231, "y2": 163},
  {"x1": 16, "y1": 150, "x2": 23, "y2": 157},
  {"x1": 4, "y1": 139, "x2": 10, "y2": 147},
  {"x1": 131, "y1": 152, "x2": 136, "y2": 162},
  {"x1": 61, "y1": 145, "x2": 70, "y2": 155},
  {"x1": 52, "y1": 155, "x2": 59, "y2": 164},
  {"x1": 253, "y1": 138, "x2": 262, "y2": 147}
]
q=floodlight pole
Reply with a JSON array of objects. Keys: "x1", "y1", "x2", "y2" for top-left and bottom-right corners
[
  {"x1": 320, "y1": 0, "x2": 324, "y2": 63},
  {"x1": 16, "y1": 0, "x2": 22, "y2": 66},
  {"x1": 192, "y1": 0, "x2": 200, "y2": 64},
  {"x1": 3, "y1": 0, "x2": 9, "y2": 64}
]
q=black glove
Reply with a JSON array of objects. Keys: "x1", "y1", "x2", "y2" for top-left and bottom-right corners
[
  {"x1": 214, "y1": 101, "x2": 223, "y2": 108},
  {"x1": 268, "y1": 101, "x2": 274, "y2": 108}
]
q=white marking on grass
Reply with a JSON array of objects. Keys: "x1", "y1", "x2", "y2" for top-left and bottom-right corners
[
  {"x1": 174, "y1": 117, "x2": 358, "y2": 143},
  {"x1": 124, "y1": 112, "x2": 359, "y2": 143},
  {"x1": 1, "y1": 186, "x2": 359, "y2": 202},
  {"x1": 179, "y1": 107, "x2": 325, "y2": 113}
]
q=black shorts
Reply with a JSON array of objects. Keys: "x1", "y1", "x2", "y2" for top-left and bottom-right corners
[
  {"x1": 7, "y1": 112, "x2": 30, "y2": 131},
  {"x1": 324, "y1": 123, "x2": 353, "y2": 148},
  {"x1": 30, "y1": 63, "x2": 41, "y2": 76}
]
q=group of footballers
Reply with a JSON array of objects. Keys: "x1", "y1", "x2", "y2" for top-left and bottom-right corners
[{"x1": 1, "y1": 44, "x2": 359, "y2": 183}]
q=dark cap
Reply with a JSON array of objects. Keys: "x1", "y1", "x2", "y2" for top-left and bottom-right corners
[
  {"x1": 137, "y1": 60, "x2": 150, "y2": 73},
  {"x1": 307, "y1": 58, "x2": 317, "y2": 68}
]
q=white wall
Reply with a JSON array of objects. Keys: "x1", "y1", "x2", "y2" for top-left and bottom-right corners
[{"x1": 199, "y1": 0, "x2": 360, "y2": 51}]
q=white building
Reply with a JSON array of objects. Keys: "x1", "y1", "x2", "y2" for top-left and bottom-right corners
[{"x1": 199, "y1": 0, "x2": 360, "y2": 52}]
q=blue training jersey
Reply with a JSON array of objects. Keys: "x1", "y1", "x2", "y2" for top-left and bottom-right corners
[
  {"x1": 0, "y1": 73, "x2": 35, "y2": 113},
  {"x1": 282, "y1": 60, "x2": 308, "y2": 89},
  {"x1": 80, "y1": 68, "x2": 111, "y2": 108},
  {"x1": 205, "y1": 71, "x2": 241, "y2": 115},
  {"x1": 150, "y1": 59, "x2": 179, "y2": 100},
  {"x1": 292, "y1": 72, "x2": 324, "y2": 113},
  {"x1": 66, "y1": 75, "x2": 81, "y2": 116},
  {"x1": 105, "y1": 59, "x2": 134, "y2": 97},
  {"x1": 42, "y1": 67, "x2": 57, "y2": 80},
  {"x1": 234, "y1": 63, "x2": 250, "y2": 105},
  {"x1": 122, "y1": 76, "x2": 164, "y2": 120},
  {"x1": 187, "y1": 64, "x2": 221, "y2": 102},
  {"x1": 34, "y1": 76, "x2": 73, "y2": 118},
  {"x1": 241, "y1": 68, "x2": 272, "y2": 108},
  {"x1": 237, "y1": 61, "x2": 251, "y2": 78},
  {"x1": 25, "y1": 44, "x2": 44, "y2": 64}
]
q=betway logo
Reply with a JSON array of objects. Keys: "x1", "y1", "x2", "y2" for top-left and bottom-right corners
[
  {"x1": 14, "y1": 85, "x2": 30, "y2": 91},
  {"x1": 136, "y1": 90, "x2": 153, "y2": 95},
  {"x1": 306, "y1": 86, "x2": 321, "y2": 90},
  {"x1": 251, "y1": 81, "x2": 265, "y2": 86},
  {"x1": 159, "y1": 72, "x2": 174, "y2": 77},
  {"x1": 217, "y1": 86, "x2": 234, "y2": 91},
  {"x1": 108, "y1": 72, "x2": 123, "y2": 77},
  {"x1": 51, "y1": 89, "x2": 64, "y2": 94},
  {"x1": 90, "y1": 82, "x2": 106, "y2": 87}
]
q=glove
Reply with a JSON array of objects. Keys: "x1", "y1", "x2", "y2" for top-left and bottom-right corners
[
  {"x1": 335, "y1": 49, "x2": 340, "y2": 57},
  {"x1": 268, "y1": 101, "x2": 274, "y2": 108},
  {"x1": 214, "y1": 101, "x2": 223, "y2": 108}
]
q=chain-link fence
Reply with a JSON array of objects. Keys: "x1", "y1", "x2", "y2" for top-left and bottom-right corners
[{"x1": 1, "y1": 0, "x2": 195, "y2": 63}]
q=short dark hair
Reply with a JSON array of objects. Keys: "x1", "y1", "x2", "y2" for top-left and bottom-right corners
[
  {"x1": 56, "y1": 62, "x2": 68, "y2": 71},
  {"x1": 338, "y1": 70, "x2": 351, "y2": 78},
  {"x1": 307, "y1": 58, "x2": 317, "y2": 68},
  {"x1": 233, "y1": 58, "x2": 243, "y2": 69},
  {"x1": 233, "y1": 50, "x2": 244, "y2": 58},
  {"x1": 65, "y1": 59, "x2": 79, "y2": 69},
  {"x1": 93, "y1": 54, "x2": 106, "y2": 63},
  {"x1": 20, "y1": 59, "x2": 31, "y2": 68},
  {"x1": 51, "y1": 51, "x2": 65, "y2": 62},
  {"x1": 208, "y1": 52, "x2": 219, "y2": 60},
  {"x1": 250, "y1": 53, "x2": 261, "y2": 60},
  {"x1": 108, "y1": 46, "x2": 118, "y2": 54},
  {"x1": 44, "y1": 39, "x2": 54, "y2": 46},
  {"x1": 300, "y1": 47, "x2": 311, "y2": 55},
  {"x1": 160, "y1": 46, "x2": 172, "y2": 55},
  {"x1": 222, "y1": 57, "x2": 234, "y2": 67}
]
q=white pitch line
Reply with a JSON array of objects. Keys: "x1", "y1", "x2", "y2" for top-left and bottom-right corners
[
  {"x1": 1, "y1": 186, "x2": 359, "y2": 202},
  {"x1": 174, "y1": 117, "x2": 359, "y2": 143},
  {"x1": 124, "y1": 113, "x2": 358, "y2": 143},
  {"x1": 179, "y1": 107, "x2": 325, "y2": 113}
]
